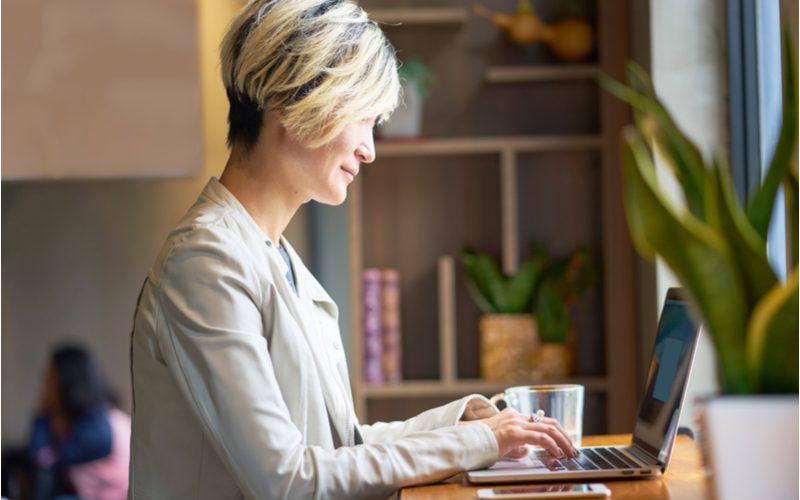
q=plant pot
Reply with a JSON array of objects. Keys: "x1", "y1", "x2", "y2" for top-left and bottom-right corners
[
  {"x1": 531, "y1": 342, "x2": 574, "y2": 378},
  {"x1": 479, "y1": 314, "x2": 537, "y2": 380},
  {"x1": 376, "y1": 82, "x2": 423, "y2": 138},
  {"x1": 697, "y1": 395, "x2": 798, "y2": 500}
]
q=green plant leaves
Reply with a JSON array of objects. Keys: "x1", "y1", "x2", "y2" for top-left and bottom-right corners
[
  {"x1": 599, "y1": 66, "x2": 708, "y2": 220},
  {"x1": 461, "y1": 251, "x2": 545, "y2": 313},
  {"x1": 535, "y1": 284, "x2": 571, "y2": 343},
  {"x1": 786, "y1": 167, "x2": 799, "y2": 267},
  {"x1": 709, "y1": 152, "x2": 778, "y2": 309},
  {"x1": 461, "y1": 246, "x2": 596, "y2": 328},
  {"x1": 602, "y1": 30, "x2": 798, "y2": 394},
  {"x1": 747, "y1": 31, "x2": 798, "y2": 240},
  {"x1": 398, "y1": 56, "x2": 436, "y2": 99},
  {"x1": 746, "y1": 269, "x2": 799, "y2": 393},
  {"x1": 505, "y1": 258, "x2": 545, "y2": 313},
  {"x1": 620, "y1": 128, "x2": 752, "y2": 393},
  {"x1": 462, "y1": 252, "x2": 505, "y2": 313}
]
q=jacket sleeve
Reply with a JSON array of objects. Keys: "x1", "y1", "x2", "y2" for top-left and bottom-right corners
[
  {"x1": 155, "y1": 227, "x2": 499, "y2": 500},
  {"x1": 358, "y1": 395, "x2": 499, "y2": 445}
]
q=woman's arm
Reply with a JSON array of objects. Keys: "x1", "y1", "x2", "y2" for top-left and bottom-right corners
[{"x1": 358, "y1": 394, "x2": 498, "y2": 444}]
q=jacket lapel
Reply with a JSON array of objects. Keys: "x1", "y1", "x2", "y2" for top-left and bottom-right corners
[{"x1": 277, "y1": 239, "x2": 357, "y2": 446}]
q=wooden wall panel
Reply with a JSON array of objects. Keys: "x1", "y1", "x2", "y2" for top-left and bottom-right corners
[{"x1": 2, "y1": 0, "x2": 202, "y2": 179}]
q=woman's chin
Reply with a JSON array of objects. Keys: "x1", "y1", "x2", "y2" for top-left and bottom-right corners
[{"x1": 313, "y1": 189, "x2": 348, "y2": 206}]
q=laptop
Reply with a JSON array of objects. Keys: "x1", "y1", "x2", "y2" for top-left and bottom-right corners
[{"x1": 468, "y1": 288, "x2": 702, "y2": 484}]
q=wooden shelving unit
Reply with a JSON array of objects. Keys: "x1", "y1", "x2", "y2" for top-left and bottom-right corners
[
  {"x1": 349, "y1": 0, "x2": 637, "y2": 435},
  {"x1": 362, "y1": 377, "x2": 609, "y2": 398},
  {"x1": 485, "y1": 65, "x2": 601, "y2": 83},
  {"x1": 375, "y1": 135, "x2": 603, "y2": 156},
  {"x1": 368, "y1": 6, "x2": 468, "y2": 24}
]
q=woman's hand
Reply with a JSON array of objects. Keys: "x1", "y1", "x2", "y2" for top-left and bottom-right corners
[{"x1": 476, "y1": 408, "x2": 579, "y2": 459}]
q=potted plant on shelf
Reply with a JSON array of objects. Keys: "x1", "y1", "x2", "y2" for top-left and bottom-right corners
[
  {"x1": 462, "y1": 243, "x2": 598, "y2": 380},
  {"x1": 376, "y1": 56, "x2": 435, "y2": 139},
  {"x1": 530, "y1": 244, "x2": 599, "y2": 378},
  {"x1": 599, "y1": 31, "x2": 797, "y2": 500}
]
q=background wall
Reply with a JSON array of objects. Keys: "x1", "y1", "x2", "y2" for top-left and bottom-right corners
[{"x1": 1, "y1": 0, "x2": 310, "y2": 444}]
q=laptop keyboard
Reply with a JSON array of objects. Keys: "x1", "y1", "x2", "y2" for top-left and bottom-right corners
[{"x1": 534, "y1": 447, "x2": 642, "y2": 472}]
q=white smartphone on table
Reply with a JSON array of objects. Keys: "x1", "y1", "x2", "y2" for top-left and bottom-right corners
[{"x1": 476, "y1": 483, "x2": 611, "y2": 499}]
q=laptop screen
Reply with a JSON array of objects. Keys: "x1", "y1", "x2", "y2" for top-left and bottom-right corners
[{"x1": 631, "y1": 288, "x2": 701, "y2": 463}]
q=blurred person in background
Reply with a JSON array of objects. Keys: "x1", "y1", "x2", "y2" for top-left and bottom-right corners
[{"x1": 2, "y1": 344, "x2": 130, "y2": 500}]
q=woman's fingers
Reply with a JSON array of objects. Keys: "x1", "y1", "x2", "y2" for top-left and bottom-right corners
[
  {"x1": 504, "y1": 445, "x2": 529, "y2": 459},
  {"x1": 541, "y1": 417, "x2": 579, "y2": 454},
  {"x1": 525, "y1": 429, "x2": 562, "y2": 458},
  {"x1": 526, "y1": 422, "x2": 578, "y2": 458},
  {"x1": 487, "y1": 408, "x2": 579, "y2": 459}
]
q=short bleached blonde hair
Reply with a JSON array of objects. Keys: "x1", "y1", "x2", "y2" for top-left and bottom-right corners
[{"x1": 220, "y1": 0, "x2": 401, "y2": 149}]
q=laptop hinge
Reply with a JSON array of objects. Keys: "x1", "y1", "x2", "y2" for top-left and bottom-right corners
[{"x1": 628, "y1": 444, "x2": 661, "y2": 467}]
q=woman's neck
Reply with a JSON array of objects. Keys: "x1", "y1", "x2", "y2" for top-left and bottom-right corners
[{"x1": 219, "y1": 143, "x2": 301, "y2": 245}]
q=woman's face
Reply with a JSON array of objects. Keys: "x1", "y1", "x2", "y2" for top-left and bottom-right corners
[{"x1": 288, "y1": 117, "x2": 376, "y2": 206}]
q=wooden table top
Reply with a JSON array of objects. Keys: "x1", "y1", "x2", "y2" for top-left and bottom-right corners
[{"x1": 400, "y1": 434, "x2": 708, "y2": 499}]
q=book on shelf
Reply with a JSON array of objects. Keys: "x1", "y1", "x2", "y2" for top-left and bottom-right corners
[
  {"x1": 361, "y1": 267, "x2": 403, "y2": 384},
  {"x1": 362, "y1": 268, "x2": 383, "y2": 384},
  {"x1": 380, "y1": 269, "x2": 402, "y2": 383}
]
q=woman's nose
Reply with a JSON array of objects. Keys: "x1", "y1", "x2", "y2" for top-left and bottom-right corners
[{"x1": 356, "y1": 134, "x2": 375, "y2": 164}]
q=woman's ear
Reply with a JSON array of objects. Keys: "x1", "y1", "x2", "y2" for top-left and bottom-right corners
[
  {"x1": 263, "y1": 108, "x2": 284, "y2": 125},
  {"x1": 262, "y1": 108, "x2": 290, "y2": 143}
]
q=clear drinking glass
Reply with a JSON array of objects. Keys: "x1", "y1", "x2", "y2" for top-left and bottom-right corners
[{"x1": 490, "y1": 384, "x2": 585, "y2": 446}]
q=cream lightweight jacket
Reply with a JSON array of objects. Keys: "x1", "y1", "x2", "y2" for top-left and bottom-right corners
[{"x1": 128, "y1": 178, "x2": 500, "y2": 500}]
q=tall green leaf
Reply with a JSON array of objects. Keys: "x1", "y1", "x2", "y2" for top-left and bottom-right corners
[
  {"x1": 747, "y1": 31, "x2": 798, "y2": 239},
  {"x1": 599, "y1": 68, "x2": 708, "y2": 220},
  {"x1": 462, "y1": 252, "x2": 502, "y2": 313},
  {"x1": 505, "y1": 259, "x2": 545, "y2": 313},
  {"x1": 462, "y1": 252, "x2": 547, "y2": 314},
  {"x1": 535, "y1": 284, "x2": 571, "y2": 343},
  {"x1": 709, "y1": 152, "x2": 779, "y2": 309},
  {"x1": 746, "y1": 269, "x2": 799, "y2": 393},
  {"x1": 621, "y1": 128, "x2": 752, "y2": 393},
  {"x1": 786, "y1": 167, "x2": 799, "y2": 267}
]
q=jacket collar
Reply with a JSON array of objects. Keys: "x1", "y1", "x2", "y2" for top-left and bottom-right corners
[
  {"x1": 201, "y1": 177, "x2": 272, "y2": 241},
  {"x1": 280, "y1": 237, "x2": 338, "y2": 318},
  {"x1": 201, "y1": 177, "x2": 337, "y2": 313}
]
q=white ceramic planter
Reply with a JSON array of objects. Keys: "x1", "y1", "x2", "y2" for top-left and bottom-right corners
[
  {"x1": 377, "y1": 82, "x2": 423, "y2": 138},
  {"x1": 697, "y1": 395, "x2": 799, "y2": 500}
]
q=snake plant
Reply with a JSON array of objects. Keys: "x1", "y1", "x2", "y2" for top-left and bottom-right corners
[
  {"x1": 599, "y1": 31, "x2": 797, "y2": 394},
  {"x1": 462, "y1": 243, "x2": 598, "y2": 343}
]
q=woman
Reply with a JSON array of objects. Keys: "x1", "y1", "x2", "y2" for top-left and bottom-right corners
[
  {"x1": 29, "y1": 344, "x2": 130, "y2": 500},
  {"x1": 128, "y1": 1, "x2": 578, "y2": 498}
]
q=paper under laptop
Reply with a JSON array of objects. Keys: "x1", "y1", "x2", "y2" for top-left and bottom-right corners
[{"x1": 468, "y1": 288, "x2": 702, "y2": 484}]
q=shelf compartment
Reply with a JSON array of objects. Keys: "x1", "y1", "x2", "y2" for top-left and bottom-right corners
[
  {"x1": 485, "y1": 65, "x2": 601, "y2": 84},
  {"x1": 375, "y1": 135, "x2": 602, "y2": 157},
  {"x1": 361, "y1": 155, "x2": 503, "y2": 380},
  {"x1": 516, "y1": 151, "x2": 605, "y2": 378},
  {"x1": 361, "y1": 376, "x2": 610, "y2": 397},
  {"x1": 367, "y1": 7, "x2": 468, "y2": 24}
]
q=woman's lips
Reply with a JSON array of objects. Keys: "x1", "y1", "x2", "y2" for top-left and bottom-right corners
[{"x1": 341, "y1": 166, "x2": 358, "y2": 180}]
